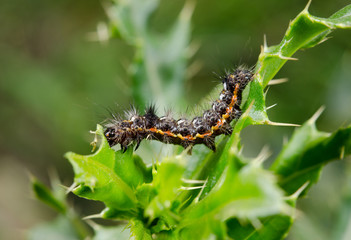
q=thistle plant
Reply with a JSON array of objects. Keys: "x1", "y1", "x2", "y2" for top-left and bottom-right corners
[{"x1": 30, "y1": 1, "x2": 351, "y2": 239}]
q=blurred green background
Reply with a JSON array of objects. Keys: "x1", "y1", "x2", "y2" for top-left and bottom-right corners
[{"x1": 1, "y1": 0, "x2": 351, "y2": 239}]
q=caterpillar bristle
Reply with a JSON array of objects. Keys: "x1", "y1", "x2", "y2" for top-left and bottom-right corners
[
  {"x1": 124, "y1": 105, "x2": 138, "y2": 120},
  {"x1": 103, "y1": 68, "x2": 254, "y2": 153},
  {"x1": 145, "y1": 103, "x2": 157, "y2": 116}
]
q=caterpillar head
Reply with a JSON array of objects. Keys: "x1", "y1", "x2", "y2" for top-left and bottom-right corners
[
  {"x1": 104, "y1": 121, "x2": 135, "y2": 152},
  {"x1": 104, "y1": 126, "x2": 120, "y2": 147}
]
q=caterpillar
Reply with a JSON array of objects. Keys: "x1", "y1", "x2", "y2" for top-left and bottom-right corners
[{"x1": 104, "y1": 68, "x2": 253, "y2": 153}]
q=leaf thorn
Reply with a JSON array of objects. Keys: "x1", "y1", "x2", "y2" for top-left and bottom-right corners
[
  {"x1": 303, "y1": 0, "x2": 312, "y2": 13},
  {"x1": 263, "y1": 34, "x2": 268, "y2": 51},
  {"x1": 180, "y1": 186, "x2": 204, "y2": 190},
  {"x1": 83, "y1": 213, "x2": 103, "y2": 220},
  {"x1": 181, "y1": 178, "x2": 206, "y2": 184},
  {"x1": 253, "y1": 145, "x2": 272, "y2": 165},
  {"x1": 284, "y1": 181, "x2": 310, "y2": 200},
  {"x1": 318, "y1": 36, "x2": 332, "y2": 45},
  {"x1": 65, "y1": 182, "x2": 78, "y2": 194},
  {"x1": 266, "y1": 103, "x2": 277, "y2": 111},
  {"x1": 268, "y1": 78, "x2": 288, "y2": 86},
  {"x1": 193, "y1": 178, "x2": 208, "y2": 203},
  {"x1": 266, "y1": 121, "x2": 300, "y2": 127},
  {"x1": 308, "y1": 106, "x2": 325, "y2": 124},
  {"x1": 279, "y1": 55, "x2": 298, "y2": 61}
]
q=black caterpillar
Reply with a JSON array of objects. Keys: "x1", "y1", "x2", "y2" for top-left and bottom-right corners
[{"x1": 104, "y1": 68, "x2": 253, "y2": 153}]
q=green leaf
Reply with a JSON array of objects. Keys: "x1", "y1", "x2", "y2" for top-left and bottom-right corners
[
  {"x1": 198, "y1": 133, "x2": 243, "y2": 200},
  {"x1": 238, "y1": 78, "x2": 269, "y2": 128},
  {"x1": 315, "y1": 4, "x2": 351, "y2": 28},
  {"x1": 256, "y1": 3, "x2": 351, "y2": 88},
  {"x1": 144, "y1": 155, "x2": 185, "y2": 226},
  {"x1": 175, "y1": 134, "x2": 230, "y2": 209},
  {"x1": 130, "y1": 219, "x2": 153, "y2": 240},
  {"x1": 181, "y1": 158, "x2": 286, "y2": 226},
  {"x1": 226, "y1": 214, "x2": 293, "y2": 240},
  {"x1": 133, "y1": 154, "x2": 153, "y2": 183},
  {"x1": 135, "y1": 183, "x2": 158, "y2": 209},
  {"x1": 178, "y1": 219, "x2": 226, "y2": 240},
  {"x1": 31, "y1": 177, "x2": 66, "y2": 214},
  {"x1": 65, "y1": 125, "x2": 138, "y2": 210},
  {"x1": 271, "y1": 112, "x2": 351, "y2": 195},
  {"x1": 114, "y1": 148, "x2": 150, "y2": 189},
  {"x1": 101, "y1": 207, "x2": 138, "y2": 220}
]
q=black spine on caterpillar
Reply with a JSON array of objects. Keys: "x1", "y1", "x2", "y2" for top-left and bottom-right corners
[{"x1": 104, "y1": 68, "x2": 253, "y2": 153}]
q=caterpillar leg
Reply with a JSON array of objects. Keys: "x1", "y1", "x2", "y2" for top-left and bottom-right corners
[
  {"x1": 134, "y1": 139, "x2": 141, "y2": 151},
  {"x1": 121, "y1": 144, "x2": 128, "y2": 153},
  {"x1": 204, "y1": 137, "x2": 216, "y2": 151},
  {"x1": 186, "y1": 145, "x2": 193, "y2": 155},
  {"x1": 221, "y1": 123, "x2": 233, "y2": 135}
]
